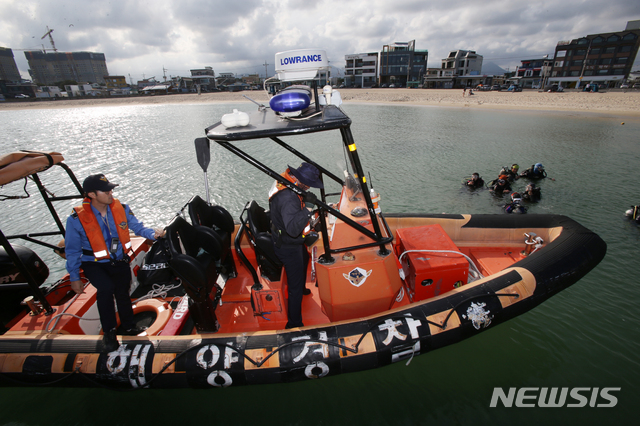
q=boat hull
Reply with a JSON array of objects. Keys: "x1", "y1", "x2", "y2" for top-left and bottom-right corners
[{"x1": 0, "y1": 214, "x2": 605, "y2": 389}]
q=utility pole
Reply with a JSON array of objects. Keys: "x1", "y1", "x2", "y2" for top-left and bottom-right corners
[{"x1": 263, "y1": 60, "x2": 269, "y2": 79}]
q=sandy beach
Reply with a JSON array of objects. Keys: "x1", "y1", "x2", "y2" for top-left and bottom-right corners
[{"x1": 1, "y1": 88, "x2": 639, "y2": 116}]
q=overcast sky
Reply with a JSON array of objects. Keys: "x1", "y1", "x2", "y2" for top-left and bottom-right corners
[{"x1": 1, "y1": 0, "x2": 639, "y2": 82}]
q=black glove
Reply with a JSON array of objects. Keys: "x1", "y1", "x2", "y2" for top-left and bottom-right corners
[{"x1": 303, "y1": 192, "x2": 318, "y2": 206}]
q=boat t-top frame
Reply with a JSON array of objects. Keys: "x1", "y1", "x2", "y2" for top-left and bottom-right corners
[
  {"x1": 0, "y1": 151, "x2": 85, "y2": 315},
  {"x1": 202, "y1": 88, "x2": 393, "y2": 265}
]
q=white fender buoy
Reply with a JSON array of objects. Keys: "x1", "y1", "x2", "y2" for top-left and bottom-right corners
[{"x1": 221, "y1": 109, "x2": 250, "y2": 128}]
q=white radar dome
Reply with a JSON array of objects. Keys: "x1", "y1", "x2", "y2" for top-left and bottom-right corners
[{"x1": 274, "y1": 49, "x2": 329, "y2": 82}]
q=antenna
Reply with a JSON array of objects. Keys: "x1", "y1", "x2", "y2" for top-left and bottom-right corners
[{"x1": 41, "y1": 26, "x2": 57, "y2": 52}]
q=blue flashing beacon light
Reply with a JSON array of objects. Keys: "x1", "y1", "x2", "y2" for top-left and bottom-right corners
[
  {"x1": 269, "y1": 89, "x2": 311, "y2": 113},
  {"x1": 269, "y1": 49, "x2": 329, "y2": 116}
]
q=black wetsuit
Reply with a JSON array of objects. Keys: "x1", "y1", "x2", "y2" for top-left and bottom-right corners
[
  {"x1": 466, "y1": 177, "x2": 484, "y2": 189},
  {"x1": 520, "y1": 166, "x2": 547, "y2": 179},
  {"x1": 491, "y1": 179, "x2": 511, "y2": 194},
  {"x1": 506, "y1": 170, "x2": 519, "y2": 182},
  {"x1": 505, "y1": 202, "x2": 527, "y2": 214},
  {"x1": 523, "y1": 187, "x2": 541, "y2": 202}
]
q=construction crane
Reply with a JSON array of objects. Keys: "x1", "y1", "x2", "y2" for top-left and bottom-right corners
[{"x1": 41, "y1": 26, "x2": 57, "y2": 52}]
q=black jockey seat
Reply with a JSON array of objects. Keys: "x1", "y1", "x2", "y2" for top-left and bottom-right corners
[
  {"x1": 245, "y1": 201, "x2": 283, "y2": 282},
  {"x1": 165, "y1": 215, "x2": 221, "y2": 332},
  {"x1": 187, "y1": 195, "x2": 237, "y2": 278}
]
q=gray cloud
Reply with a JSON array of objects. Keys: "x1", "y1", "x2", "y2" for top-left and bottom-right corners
[{"x1": 0, "y1": 0, "x2": 638, "y2": 81}]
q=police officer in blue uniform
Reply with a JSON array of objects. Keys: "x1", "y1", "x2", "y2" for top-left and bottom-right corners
[
  {"x1": 269, "y1": 163, "x2": 323, "y2": 329},
  {"x1": 65, "y1": 174, "x2": 164, "y2": 352}
]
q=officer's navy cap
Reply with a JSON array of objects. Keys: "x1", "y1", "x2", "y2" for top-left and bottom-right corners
[{"x1": 82, "y1": 174, "x2": 118, "y2": 193}]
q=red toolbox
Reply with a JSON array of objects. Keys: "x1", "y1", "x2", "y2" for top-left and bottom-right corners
[{"x1": 395, "y1": 224, "x2": 468, "y2": 301}]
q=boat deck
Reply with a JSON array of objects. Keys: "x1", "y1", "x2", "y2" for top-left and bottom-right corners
[
  {"x1": 463, "y1": 247, "x2": 526, "y2": 277},
  {"x1": 3, "y1": 236, "x2": 528, "y2": 337},
  {"x1": 212, "y1": 242, "x2": 527, "y2": 333},
  {"x1": 215, "y1": 249, "x2": 330, "y2": 333}
]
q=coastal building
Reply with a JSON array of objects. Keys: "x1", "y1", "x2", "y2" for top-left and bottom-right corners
[
  {"x1": 0, "y1": 47, "x2": 22, "y2": 82},
  {"x1": 137, "y1": 78, "x2": 157, "y2": 91},
  {"x1": 191, "y1": 66, "x2": 217, "y2": 92},
  {"x1": 242, "y1": 74, "x2": 260, "y2": 86},
  {"x1": 104, "y1": 75, "x2": 128, "y2": 90},
  {"x1": 442, "y1": 50, "x2": 483, "y2": 88},
  {"x1": 24, "y1": 51, "x2": 109, "y2": 85},
  {"x1": 136, "y1": 78, "x2": 172, "y2": 95},
  {"x1": 548, "y1": 20, "x2": 640, "y2": 89},
  {"x1": 140, "y1": 84, "x2": 171, "y2": 95},
  {"x1": 380, "y1": 41, "x2": 428, "y2": 87},
  {"x1": 514, "y1": 57, "x2": 553, "y2": 88},
  {"x1": 422, "y1": 67, "x2": 455, "y2": 89},
  {"x1": 64, "y1": 84, "x2": 102, "y2": 97},
  {"x1": 318, "y1": 68, "x2": 335, "y2": 87},
  {"x1": 217, "y1": 72, "x2": 236, "y2": 87},
  {"x1": 344, "y1": 52, "x2": 379, "y2": 88},
  {"x1": 444, "y1": 50, "x2": 483, "y2": 76},
  {"x1": 456, "y1": 74, "x2": 497, "y2": 88},
  {"x1": 37, "y1": 86, "x2": 65, "y2": 98}
]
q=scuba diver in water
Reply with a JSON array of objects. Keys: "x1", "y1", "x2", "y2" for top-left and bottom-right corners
[
  {"x1": 504, "y1": 192, "x2": 527, "y2": 214},
  {"x1": 625, "y1": 205, "x2": 640, "y2": 224},
  {"x1": 505, "y1": 164, "x2": 520, "y2": 182},
  {"x1": 465, "y1": 173, "x2": 485, "y2": 189},
  {"x1": 488, "y1": 167, "x2": 512, "y2": 195},
  {"x1": 490, "y1": 177, "x2": 511, "y2": 195},
  {"x1": 522, "y1": 183, "x2": 541, "y2": 202},
  {"x1": 520, "y1": 163, "x2": 547, "y2": 179}
]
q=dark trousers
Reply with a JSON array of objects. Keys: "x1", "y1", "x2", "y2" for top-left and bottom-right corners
[
  {"x1": 274, "y1": 244, "x2": 308, "y2": 327},
  {"x1": 81, "y1": 261, "x2": 134, "y2": 332}
]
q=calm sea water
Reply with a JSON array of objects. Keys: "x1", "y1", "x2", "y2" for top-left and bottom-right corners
[{"x1": 1, "y1": 100, "x2": 639, "y2": 425}]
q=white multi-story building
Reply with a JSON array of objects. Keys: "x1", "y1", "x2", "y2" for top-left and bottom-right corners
[
  {"x1": 344, "y1": 52, "x2": 379, "y2": 88},
  {"x1": 442, "y1": 50, "x2": 483, "y2": 87}
]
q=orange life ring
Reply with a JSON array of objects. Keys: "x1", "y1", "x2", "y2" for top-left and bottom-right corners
[{"x1": 129, "y1": 299, "x2": 173, "y2": 336}]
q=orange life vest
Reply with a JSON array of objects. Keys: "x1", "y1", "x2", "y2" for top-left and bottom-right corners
[
  {"x1": 268, "y1": 169, "x2": 305, "y2": 208},
  {"x1": 74, "y1": 197, "x2": 133, "y2": 260}
]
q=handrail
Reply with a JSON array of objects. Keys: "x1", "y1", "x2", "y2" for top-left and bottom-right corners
[
  {"x1": 0, "y1": 163, "x2": 84, "y2": 315},
  {"x1": 234, "y1": 202, "x2": 261, "y2": 289}
]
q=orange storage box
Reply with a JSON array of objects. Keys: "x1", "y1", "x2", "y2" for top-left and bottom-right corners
[
  {"x1": 395, "y1": 224, "x2": 468, "y2": 301},
  {"x1": 316, "y1": 246, "x2": 403, "y2": 322}
]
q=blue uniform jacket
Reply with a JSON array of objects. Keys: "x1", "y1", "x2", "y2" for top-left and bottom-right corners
[
  {"x1": 270, "y1": 189, "x2": 311, "y2": 246},
  {"x1": 65, "y1": 203, "x2": 156, "y2": 281}
]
